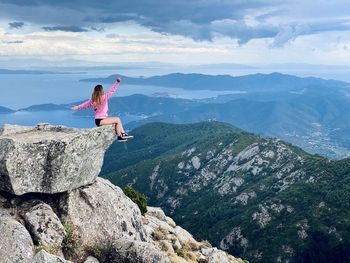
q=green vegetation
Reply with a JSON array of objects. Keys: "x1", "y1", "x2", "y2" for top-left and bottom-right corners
[
  {"x1": 102, "y1": 122, "x2": 350, "y2": 263},
  {"x1": 34, "y1": 241, "x2": 60, "y2": 255},
  {"x1": 102, "y1": 121, "x2": 241, "y2": 174},
  {"x1": 62, "y1": 221, "x2": 81, "y2": 260},
  {"x1": 123, "y1": 185, "x2": 148, "y2": 215},
  {"x1": 84, "y1": 243, "x2": 105, "y2": 259}
]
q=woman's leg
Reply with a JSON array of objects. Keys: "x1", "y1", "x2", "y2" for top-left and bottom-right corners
[{"x1": 99, "y1": 117, "x2": 125, "y2": 135}]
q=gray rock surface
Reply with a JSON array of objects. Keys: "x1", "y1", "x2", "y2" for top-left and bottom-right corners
[
  {"x1": 32, "y1": 250, "x2": 72, "y2": 263},
  {"x1": 108, "y1": 239, "x2": 170, "y2": 263},
  {"x1": 0, "y1": 124, "x2": 245, "y2": 263},
  {"x1": 23, "y1": 202, "x2": 65, "y2": 247},
  {"x1": 201, "y1": 247, "x2": 232, "y2": 263},
  {"x1": 59, "y1": 177, "x2": 148, "y2": 244},
  {"x1": 0, "y1": 209, "x2": 34, "y2": 263},
  {"x1": 147, "y1": 207, "x2": 167, "y2": 221},
  {"x1": 174, "y1": 225, "x2": 197, "y2": 245},
  {"x1": 0, "y1": 123, "x2": 115, "y2": 195},
  {"x1": 84, "y1": 256, "x2": 100, "y2": 263},
  {"x1": 59, "y1": 178, "x2": 171, "y2": 262},
  {"x1": 144, "y1": 207, "x2": 244, "y2": 263}
]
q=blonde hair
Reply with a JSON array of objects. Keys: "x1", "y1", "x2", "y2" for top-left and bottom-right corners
[{"x1": 91, "y1": 84, "x2": 104, "y2": 107}]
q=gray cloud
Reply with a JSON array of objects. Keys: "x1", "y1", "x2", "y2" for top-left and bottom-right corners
[
  {"x1": 8, "y1": 21, "x2": 24, "y2": 29},
  {"x1": 1, "y1": 0, "x2": 350, "y2": 46},
  {"x1": 2, "y1": 40, "x2": 24, "y2": 44},
  {"x1": 42, "y1": 26, "x2": 88, "y2": 32},
  {"x1": 271, "y1": 18, "x2": 350, "y2": 47},
  {"x1": 210, "y1": 19, "x2": 279, "y2": 44},
  {"x1": 90, "y1": 26, "x2": 105, "y2": 32}
]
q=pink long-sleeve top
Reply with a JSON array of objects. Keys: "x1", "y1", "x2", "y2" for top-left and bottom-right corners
[{"x1": 76, "y1": 81, "x2": 120, "y2": 119}]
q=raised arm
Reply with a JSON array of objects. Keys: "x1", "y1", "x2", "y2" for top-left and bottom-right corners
[
  {"x1": 105, "y1": 78, "x2": 121, "y2": 99},
  {"x1": 71, "y1": 99, "x2": 92, "y2": 110}
]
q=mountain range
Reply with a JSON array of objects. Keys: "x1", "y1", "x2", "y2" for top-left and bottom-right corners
[
  {"x1": 80, "y1": 72, "x2": 350, "y2": 159},
  {"x1": 101, "y1": 121, "x2": 350, "y2": 263},
  {"x1": 126, "y1": 90, "x2": 350, "y2": 159},
  {"x1": 80, "y1": 72, "x2": 348, "y2": 91},
  {"x1": 0, "y1": 106, "x2": 15, "y2": 113},
  {"x1": 2, "y1": 72, "x2": 350, "y2": 159}
]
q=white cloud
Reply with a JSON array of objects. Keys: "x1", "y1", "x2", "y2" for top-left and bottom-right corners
[
  {"x1": 0, "y1": 25, "x2": 228, "y2": 63},
  {"x1": 0, "y1": 0, "x2": 350, "y2": 66}
]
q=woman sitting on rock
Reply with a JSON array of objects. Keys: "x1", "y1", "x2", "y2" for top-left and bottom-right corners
[{"x1": 71, "y1": 77, "x2": 133, "y2": 142}]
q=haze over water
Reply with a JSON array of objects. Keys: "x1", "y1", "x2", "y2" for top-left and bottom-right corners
[{"x1": 2, "y1": 66, "x2": 350, "y2": 110}]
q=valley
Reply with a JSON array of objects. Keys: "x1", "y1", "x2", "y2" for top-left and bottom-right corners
[{"x1": 101, "y1": 122, "x2": 350, "y2": 263}]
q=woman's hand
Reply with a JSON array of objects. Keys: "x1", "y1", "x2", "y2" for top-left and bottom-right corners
[
  {"x1": 116, "y1": 77, "x2": 121, "y2": 83},
  {"x1": 71, "y1": 106, "x2": 78, "y2": 110}
]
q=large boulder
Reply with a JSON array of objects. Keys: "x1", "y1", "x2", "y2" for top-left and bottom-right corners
[
  {"x1": 59, "y1": 178, "x2": 170, "y2": 262},
  {"x1": 59, "y1": 178, "x2": 148, "y2": 246},
  {"x1": 0, "y1": 123, "x2": 115, "y2": 195},
  {"x1": 23, "y1": 201, "x2": 65, "y2": 247},
  {"x1": 0, "y1": 209, "x2": 35, "y2": 263}
]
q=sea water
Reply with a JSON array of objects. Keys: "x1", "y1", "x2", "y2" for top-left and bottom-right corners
[
  {"x1": 0, "y1": 70, "x2": 243, "y2": 109},
  {"x1": 0, "y1": 110, "x2": 144, "y2": 128},
  {"x1": 1, "y1": 67, "x2": 349, "y2": 128},
  {"x1": 0, "y1": 69, "x2": 240, "y2": 127}
]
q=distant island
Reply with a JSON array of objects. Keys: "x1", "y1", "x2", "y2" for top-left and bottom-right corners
[
  {"x1": 80, "y1": 72, "x2": 348, "y2": 91},
  {"x1": 1, "y1": 72, "x2": 350, "y2": 159},
  {"x1": 0, "y1": 106, "x2": 15, "y2": 114},
  {"x1": 18, "y1": 103, "x2": 71, "y2": 112}
]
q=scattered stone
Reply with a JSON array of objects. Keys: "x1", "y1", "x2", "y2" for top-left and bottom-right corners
[
  {"x1": 177, "y1": 162, "x2": 185, "y2": 169},
  {"x1": 296, "y1": 220, "x2": 309, "y2": 240},
  {"x1": 220, "y1": 227, "x2": 248, "y2": 251},
  {"x1": 191, "y1": 156, "x2": 201, "y2": 169},
  {"x1": 252, "y1": 205, "x2": 271, "y2": 228},
  {"x1": 234, "y1": 192, "x2": 257, "y2": 205}
]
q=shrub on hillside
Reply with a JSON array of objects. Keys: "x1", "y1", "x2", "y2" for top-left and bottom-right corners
[{"x1": 123, "y1": 186, "x2": 148, "y2": 215}]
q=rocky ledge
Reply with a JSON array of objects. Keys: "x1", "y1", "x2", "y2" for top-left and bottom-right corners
[
  {"x1": 0, "y1": 123, "x2": 115, "y2": 195},
  {"x1": 0, "y1": 124, "x2": 245, "y2": 263}
]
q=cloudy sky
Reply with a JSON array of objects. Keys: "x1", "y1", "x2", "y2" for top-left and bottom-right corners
[{"x1": 1, "y1": 0, "x2": 350, "y2": 66}]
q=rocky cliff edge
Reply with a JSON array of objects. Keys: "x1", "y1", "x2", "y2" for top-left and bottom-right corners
[{"x1": 0, "y1": 123, "x2": 246, "y2": 263}]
